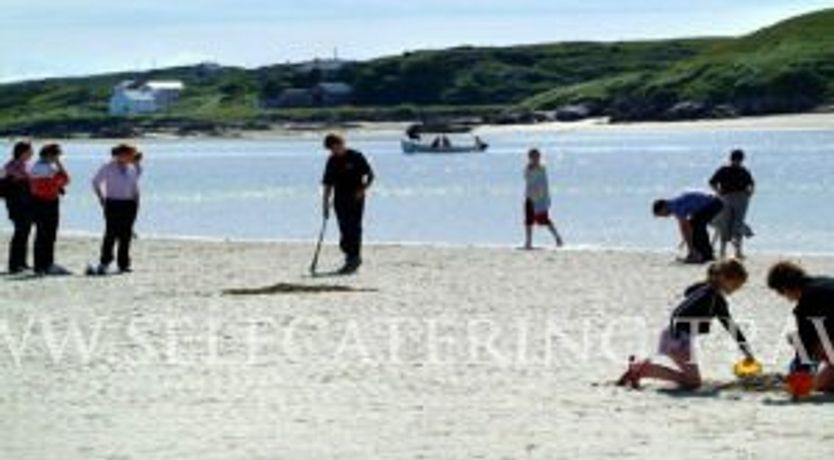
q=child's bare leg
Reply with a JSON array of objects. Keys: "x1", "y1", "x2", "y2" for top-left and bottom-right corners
[
  {"x1": 636, "y1": 361, "x2": 692, "y2": 387},
  {"x1": 547, "y1": 223, "x2": 564, "y2": 247},
  {"x1": 734, "y1": 238, "x2": 745, "y2": 260},
  {"x1": 669, "y1": 354, "x2": 702, "y2": 389},
  {"x1": 636, "y1": 353, "x2": 701, "y2": 389},
  {"x1": 524, "y1": 225, "x2": 533, "y2": 249}
]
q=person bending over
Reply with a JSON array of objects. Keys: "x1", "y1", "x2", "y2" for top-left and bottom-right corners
[
  {"x1": 767, "y1": 261, "x2": 834, "y2": 393},
  {"x1": 653, "y1": 191, "x2": 723, "y2": 264}
]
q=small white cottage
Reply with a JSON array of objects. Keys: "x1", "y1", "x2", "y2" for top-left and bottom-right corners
[{"x1": 109, "y1": 80, "x2": 185, "y2": 116}]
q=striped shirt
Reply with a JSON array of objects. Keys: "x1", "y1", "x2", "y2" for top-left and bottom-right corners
[{"x1": 524, "y1": 166, "x2": 551, "y2": 213}]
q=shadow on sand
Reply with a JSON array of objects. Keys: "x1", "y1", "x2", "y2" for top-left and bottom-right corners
[{"x1": 763, "y1": 393, "x2": 834, "y2": 406}]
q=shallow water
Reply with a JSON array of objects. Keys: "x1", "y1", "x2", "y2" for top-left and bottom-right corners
[{"x1": 2, "y1": 127, "x2": 833, "y2": 253}]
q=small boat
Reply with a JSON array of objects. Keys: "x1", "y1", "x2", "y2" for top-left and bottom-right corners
[
  {"x1": 401, "y1": 138, "x2": 489, "y2": 154},
  {"x1": 401, "y1": 123, "x2": 489, "y2": 155}
]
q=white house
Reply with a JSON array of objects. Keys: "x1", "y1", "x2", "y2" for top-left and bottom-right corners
[{"x1": 109, "y1": 80, "x2": 185, "y2": 116}]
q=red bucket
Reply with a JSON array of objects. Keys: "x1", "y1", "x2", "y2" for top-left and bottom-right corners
[{"x1": 786, "y1": 372, "x2": 815, "y2": 399}]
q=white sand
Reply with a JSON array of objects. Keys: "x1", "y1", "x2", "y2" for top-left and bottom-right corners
[
  {"x1": 2, "y1": 236, "x2": 834, "y2": 459},
  {"x1": 133, "y1": 112, "x2": 834, "y2": 141},
  {"x1": 479, "y1": 112, "x2": 834, "y2": 135}
]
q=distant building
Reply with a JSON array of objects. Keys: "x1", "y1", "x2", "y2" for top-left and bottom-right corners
[
  {"x1": 109, "y1": 80, "x2": 185, "y2": 116},
  {"x1": 314, "y1": 82, "x2": 353, "y2": 106},
  {"x1": 293, "y1": 58, "x2": 350, "y2": 75},
  {"x1": 265, "y1": 82, "x2": 354, "y2": 108},
  {"x1": 274, "y1": 88, "x2": 315, "y2": 108}
]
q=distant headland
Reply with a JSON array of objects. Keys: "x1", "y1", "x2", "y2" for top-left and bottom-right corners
[{"x1": 0, "y1": 9, "x2": 831, "y2": 138}]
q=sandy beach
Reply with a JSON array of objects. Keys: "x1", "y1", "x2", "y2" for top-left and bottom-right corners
[
  {"x1": 106, "y1": 112, "x2": 834, "y2": 142},
  {"x1": 2, "y1": 236, "x2": 834, "y2": 459},
  {"x1": 478, "y1": 112, "x2": 834, "y2": 135}
]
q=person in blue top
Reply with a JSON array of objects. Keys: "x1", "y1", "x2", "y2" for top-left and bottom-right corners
[{"x1": 653, "y1": 191, "x2": 724, "y2": 264}]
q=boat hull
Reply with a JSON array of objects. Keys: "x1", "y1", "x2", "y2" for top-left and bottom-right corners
[{"x1": 401, "y1": 140, "x2": 488, "y2": 155}]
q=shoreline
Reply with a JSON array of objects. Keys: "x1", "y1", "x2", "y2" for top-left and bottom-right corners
[
  {"x1": 5, "y1": 112, "x2": 834, "y2": 142},
  {"x1": 10, "y1": 230, "x2": 834, "y2": 260}
]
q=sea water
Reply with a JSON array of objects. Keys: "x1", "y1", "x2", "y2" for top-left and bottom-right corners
[{"x1": 1, "y1": 127, "x2": 832, "y2": 253}]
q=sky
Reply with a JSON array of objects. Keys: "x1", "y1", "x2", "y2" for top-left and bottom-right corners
[{"x1": 0, "y1": 0, "x2": 831, "y2": 82}]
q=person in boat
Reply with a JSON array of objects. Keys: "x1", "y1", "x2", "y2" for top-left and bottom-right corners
[
  {"x1": 431, "y1": 136, "x2": 441, "y2": 149},
  {"x1": 523, "y1": 149, "x2": 564, "y2": 249},
  {"x1": 618, "y1": 259, "x2": 756, "y2": 390},
  {"x1": 653, "y1": 191, "x2": 724, "y2": 264},
  {"x1": 3, "y1": 141, "x2": 34, "y2": 274},
  {"x1": 440, "y1": 135, "x2": 452, "y2": 148},
  {"x1": 767, "y1": 261, "x2": 834, "y2": 392},
  {"x1": 321, "y1": 134, "x2": 375, "y2": 274},
  {"x1": 710, "y1": 149, "x2": 755, "y2": 260},
  {"x1": 406, "y1": 125, "x2": 422, "y2": 141}
]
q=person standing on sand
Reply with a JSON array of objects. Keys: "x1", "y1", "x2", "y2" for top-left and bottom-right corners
[
  {"x1": 618, "y1": 259, "x2": 757, "y2": 390},
  {"x1": 767, "y1": 261, "x2": 834, "y2": 393},
  {"x1": 3, "y1": 142, "x2": 34, "y2": 273},
  {"x1": 321, "y1": 134, "x2": 374, "y2": 274},
  {"x1": 29, "y1": 144, "x2": 71, "y2": 276},
  {"x1": 653, "y1": 190, "x2": 723, "y2": 264},
  {"x1": 523, "y1": 148, "x2": 563, "y2": 249},
  {"x1": 91, "y1": 144, "x2": 143, "y2": 274},
  {"x1": 710, "y1": 149, "x2": 755, "y2": 260}
]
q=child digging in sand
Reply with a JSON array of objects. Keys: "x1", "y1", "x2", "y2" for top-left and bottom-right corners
[
  {"x1": 618, "y1": 259, "x2": 757, "y2": 389},
  {"x1": 523, "y1": 149, "x2": 564, "y2": 249},
  {"x1": 767, "y1": 261, "x2": 834, "y2": 393}
]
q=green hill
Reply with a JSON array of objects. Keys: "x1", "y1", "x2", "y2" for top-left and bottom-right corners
[
  {"x1": 0, "y1": 8, "x2": 832, "y2": 136},
  {"x1": 522, "y1": 9, "x2": 834, "y2": 120}
]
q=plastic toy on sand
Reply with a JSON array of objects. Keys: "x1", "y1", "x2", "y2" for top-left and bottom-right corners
[
  {"x1": 786, "y1": 371, "x2": 815, "y2": 400},
  {"x1": 733, "y1": 359, "x2": 763, "y2": 378}
]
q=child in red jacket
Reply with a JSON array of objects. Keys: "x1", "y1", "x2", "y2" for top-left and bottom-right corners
[{"x1": 29, "y1": 144, "x2": 70, "y2": 275}]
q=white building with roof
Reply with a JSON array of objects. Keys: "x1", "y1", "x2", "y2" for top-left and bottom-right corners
[{"x1": 109, "y1": 80, "x2": 185, "y2": 116}]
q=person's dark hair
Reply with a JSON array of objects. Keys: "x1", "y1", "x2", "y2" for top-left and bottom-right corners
[
  {"x1": 707, "y1": 259, "x2": 748, "y2": 286},
  {"x1": 528, "y1": 148, "x2": 541, "y2": 158},
  {"x1": 112, "y1": 143, "x2": 137, "y2": 157},
  {"x1": 652, "y1": 199, "x2": 669, "y2": 215},
  {"x1": 39, "y1": 143, "x2": 62, "y2": 158},
  {"x1": 767, "y1": 261, "x2": 809, "y2": 293},
  {"x1": 323, "y1": 134, "x2": 344, "y2": 150},
  {"x1": 730, "y1": 149, "x2": 745, "y2": 163},
  {"x1": 12, "y1": 141, "x2": 32, "y2": 160}
]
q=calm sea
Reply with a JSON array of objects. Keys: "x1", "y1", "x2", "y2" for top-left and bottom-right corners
[{"x1": 2, "y1": 127, "x2": 833, "y2": 253}]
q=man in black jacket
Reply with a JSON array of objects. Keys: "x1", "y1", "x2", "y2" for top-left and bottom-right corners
[
  {"x1": 321, "y1": 134, "x2": 374, "y2": 274},
  {"x1": 768, "y1": 261, "x2": 834, "y2": 392}
]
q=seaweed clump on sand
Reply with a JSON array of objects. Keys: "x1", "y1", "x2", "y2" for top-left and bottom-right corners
[
  {"x1": 223, "y1": 283, "x2": 375, "y2": 296},
  {"x1": 717, "y1": 373, "x2": 786, "y2": 393}
]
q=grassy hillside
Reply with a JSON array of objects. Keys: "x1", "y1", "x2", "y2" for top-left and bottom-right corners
[
  {"x1": 522, "y1": 9, "x2": 834, "y2": 120},
  {"x1": 0, "y1": 8, "x2": 832, "y2": 135},
  {"x1": 346, "y1": 40, "x2": 716, "y2": 106}
]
